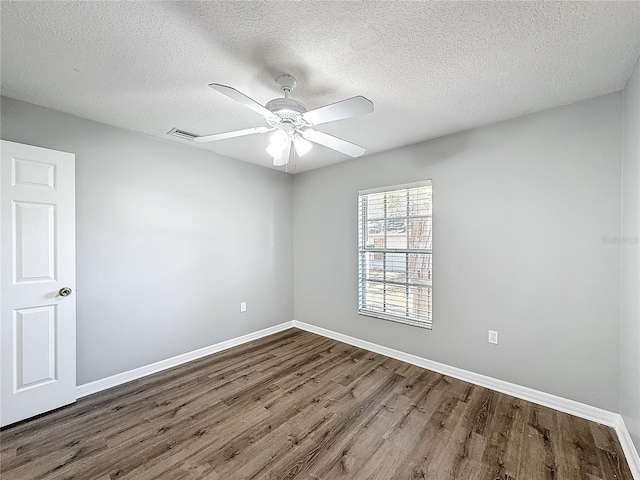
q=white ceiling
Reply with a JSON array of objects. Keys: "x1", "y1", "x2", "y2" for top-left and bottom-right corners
[{"x1": 2, "y1": 2, "x2": 639, "y2": 173}]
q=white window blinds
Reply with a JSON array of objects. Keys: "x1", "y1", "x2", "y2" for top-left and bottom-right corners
[{"x1": 358, "y1": 181, "x2": 433, "y2": 329}]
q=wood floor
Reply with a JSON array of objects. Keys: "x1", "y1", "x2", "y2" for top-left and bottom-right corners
[{"x1": 0, "y1": 329, "x2": 633, "y2": 480}]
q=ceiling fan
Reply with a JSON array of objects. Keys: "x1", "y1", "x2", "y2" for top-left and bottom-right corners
[{"x1": 174, "y1": 75, "x2": 374, "y2": 167}]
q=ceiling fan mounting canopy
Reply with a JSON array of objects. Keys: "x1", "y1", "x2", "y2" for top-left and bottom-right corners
[
  {"x1": 177, "y1": 73, "x2": 374, "y2": 167},
  {"x1": 275, "y1": 74, "x2": 297, "y2": 93}
]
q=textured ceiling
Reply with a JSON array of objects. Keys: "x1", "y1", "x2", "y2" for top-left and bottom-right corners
[{"x1": 2, "y1": 1, "x2": 639, "y2": 173}]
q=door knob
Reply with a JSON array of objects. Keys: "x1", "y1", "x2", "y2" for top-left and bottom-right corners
[{"x1": 58, "y1": 287, "x2": 72, "y2": 297}]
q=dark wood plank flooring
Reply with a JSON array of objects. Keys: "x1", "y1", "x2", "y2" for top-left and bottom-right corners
[{"x1": 0, "y1": 329, "x2": 633, "y2": 479}]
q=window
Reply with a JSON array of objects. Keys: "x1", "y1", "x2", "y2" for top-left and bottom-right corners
[{"x1": 358, "y1": 181, "x2": 432, "y2": 328}]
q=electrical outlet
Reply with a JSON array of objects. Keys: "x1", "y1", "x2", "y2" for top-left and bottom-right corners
[
  {"x1": 488, "y1": 330, "x2": 498, "y2": 345},
  {"x1": 240, "y1": 302, "x2": 247, "y2": 313}
]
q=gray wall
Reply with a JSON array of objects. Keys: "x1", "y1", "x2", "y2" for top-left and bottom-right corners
[
  {"x1": 1, "y1": 97, "x2": 294, "y2": 385},
  {"x1": 621, "y1": 56, "x2": 640, "y2": 452},
  {"x1": 294, "y1": 93, "x2": 622, "y2": 411},
  {"x1": 1, "y1": 89, "x2": 630, "y2": 417}
]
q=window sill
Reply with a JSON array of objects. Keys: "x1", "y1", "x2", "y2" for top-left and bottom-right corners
[{"x1": 358, "y1": 309, "x2": 432, "y2": 330}]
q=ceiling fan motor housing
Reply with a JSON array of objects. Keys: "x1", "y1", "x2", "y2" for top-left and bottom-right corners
[{"x1": 265, "y1": 98, "x2": 307, "y2": 127}]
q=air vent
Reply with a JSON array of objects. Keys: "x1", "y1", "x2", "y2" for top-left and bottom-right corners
[{"x1": 167, "y1": 128, "x2": 198, "y2": 141}]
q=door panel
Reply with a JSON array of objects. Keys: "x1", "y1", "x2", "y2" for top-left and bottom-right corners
[
  {"x1": 15, "y1": 305, "x2": 57, "y2": 390},
  {"x1": 12, "y1": 157, "x2": 56, "y2": 189},
  {"x1": 1, "y1": 140, "x2": 76, "y2": 427},
  {"x1": 14, "y1": 201, "x2": 56, "y2": 283}
]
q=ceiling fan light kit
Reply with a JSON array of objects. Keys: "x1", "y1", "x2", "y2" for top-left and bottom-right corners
[
  {"x1": 293, "y1": 135, "x2": 312, "y2": 156},
  {"x1": 173, "y1": 74, "x2": 374, "y2": 169}
]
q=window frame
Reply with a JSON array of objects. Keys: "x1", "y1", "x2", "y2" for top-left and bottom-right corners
[{"x1": 357, "y1": 180, "x2": 433, "y2": 329}]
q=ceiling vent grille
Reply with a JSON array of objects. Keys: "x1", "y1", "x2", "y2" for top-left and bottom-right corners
[{"x1": 167, "y1": 128, "x2": 198, "y2": 141}]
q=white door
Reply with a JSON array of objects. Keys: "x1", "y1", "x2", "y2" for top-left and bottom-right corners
[{"x1": 1, "y1": 140, "x2": 76, "y2": 427}]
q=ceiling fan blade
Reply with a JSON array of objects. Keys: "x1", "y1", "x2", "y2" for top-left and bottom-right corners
[
  {"x1": 301, "y1": 96, "x2": 374, "y2": 126},
  {"x1": 193, "y1": 126, "x2": 272, "y2": 143},
  {"x1": 209, "y1": 84, "x2": 280, "y2": 122},
  {"x1": 302, "y1": 129, "x2": 366, "y2": 157}
]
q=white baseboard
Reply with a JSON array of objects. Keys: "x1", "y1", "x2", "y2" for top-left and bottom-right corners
[
  {"x1": 76, "y1": 321, "x2": 294, "y2": 398},
  {"x1": 292, "y1": 321, "x2": 617, "y2": 426},
  {"x1": 616, "y1": 416, "x2": 640, "y2": 479},
  {"x1": 292, "y1": 320, "x2": 640, "y2": 479},
  {"x1": 74, "y1": 318, "x2": 639, "y2": 479}
]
